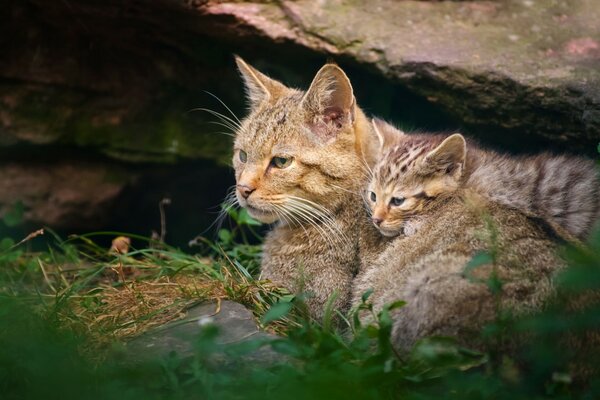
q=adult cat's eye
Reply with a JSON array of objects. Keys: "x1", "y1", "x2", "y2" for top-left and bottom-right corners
[
  {"x1": 369, "y1": 191, "x2": 376, "y2": 202},
  {"x1": 272, "y1": 156, "x2": 292, "y2": 169},
  {"x1": 239, "y1": 150, "x2": 247, "y2": 163},
  {"x1": 390, "y1": 197, "x2": 405, "y2": 206}
]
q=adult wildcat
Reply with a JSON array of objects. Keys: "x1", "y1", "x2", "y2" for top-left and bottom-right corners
[{"x1": 232, "y1": 57, "x2": 382, "y2": 318}]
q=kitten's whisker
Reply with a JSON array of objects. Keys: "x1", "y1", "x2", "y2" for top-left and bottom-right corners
[{"x1": 359, "y1": 157, "x2": 374, "y2": 176}]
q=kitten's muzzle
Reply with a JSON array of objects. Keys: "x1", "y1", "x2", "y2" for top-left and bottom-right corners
[
  {"x1": 372, "y1": 217, "x2": 383, "y2": 226},
  {"x1": 237, "y1": 184, "x2": 256, "y2": 199}
]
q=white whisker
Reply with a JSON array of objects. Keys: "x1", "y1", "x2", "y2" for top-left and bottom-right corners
[
  {"x1": 282, "y1": 201, "x2": 337, "y2": 249},
  {"x1": 189, "y1": 107, "x2": 242, "y2": 131},
  {"x1": 203, "y1": 90, "x2": 242, "y2": 125},
  {"x1": 284, "y1": 197, "x2": 352, "y2": 249}
]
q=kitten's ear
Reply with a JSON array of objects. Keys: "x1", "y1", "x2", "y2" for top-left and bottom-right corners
[
  {"x1": 372, "y1": 118, "x2": 405, "y2": 150},
  {"x1": 302, "y1": 63, "x2": 355, "y2": 141},
  {"x1": 422, "y1": 133, "x2": 466, "y2": 176},
  {"x1": 235, "y1": 56, "x2": 288, "y2": 109}
]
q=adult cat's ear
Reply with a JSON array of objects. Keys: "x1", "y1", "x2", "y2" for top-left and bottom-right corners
[
  {"x1": 235, "y1": 56, "x2": 288, "y2": 109},
  {"x1": 372, "y1": 118, "x2": 405, "y2": 150},
  {"x1": 302, "y1": 63, "x2": 355, "y2": 141},
  {"x1": 422, "y1": 134, "x2": 466, "y2": 177}
]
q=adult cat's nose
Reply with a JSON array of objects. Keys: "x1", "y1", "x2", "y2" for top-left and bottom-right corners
[
  {"x1": 237, "y1": 184, "x2": 255, "y2": 199},
  {"x1": 372, "y1": 217, "x2": 383, "y2": 226}
]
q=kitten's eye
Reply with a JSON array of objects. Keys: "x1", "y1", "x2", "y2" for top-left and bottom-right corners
[
  {"x1": 369, "y1": 191, "x2": 376, "y2": 202},
  {"x1": 390, "y1": 197, "x2": 405, "y2": 206},
  {"x1": 239, "y1": 150, "x2": 247, "y2": 163},
  {"x1": 272, "y1": 156, "x2": 293, "y2": 169}
]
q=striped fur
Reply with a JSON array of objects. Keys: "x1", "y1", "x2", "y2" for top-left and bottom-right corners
[
  {"x1": 233, "y1": 57, "x2": 380, "y2": 319},
  {"x1": 355, "y1": 118, "x2": 568, "y2": 352},
  {"x1": 367, "y1": 119, "x2": 600, "y2": 240}
]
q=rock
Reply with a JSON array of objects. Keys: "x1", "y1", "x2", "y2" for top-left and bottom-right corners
[
  {"x1": 0, "y1": 161, "x2": 132, "y2": 230},
  {"x1": 0, "y1": 157, "x2": 232, "y2": 240},
  {"x1": 0, "y1": 0, "x2": 235, "y2": 164},
  {"x1": 126, "y1": 300, "x2": 281, "y2": 366},
  {"x1": 193, "y1": 0, "x2": 600, "y2": 151},
  {"x1": 1, "y1": 0, "x2": 598, "y2": 238}
]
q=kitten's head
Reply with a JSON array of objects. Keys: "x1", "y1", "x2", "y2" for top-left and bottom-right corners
[
  {"x1": 232, "y1": 57, "x2": 370, "y2": 224},
  {"x1": 366, "y1": 119, "x2": 466, "y2": 237}
]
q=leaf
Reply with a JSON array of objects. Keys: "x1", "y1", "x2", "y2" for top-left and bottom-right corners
[
  {"x1": 225, "y1": 337, "x2": 272, "y2": 356},
  {"x1": 322, "y1": 291, "x2": 339, "y2": 332},
  {"x1": 3, "y1": 202, "x2": 24, "y2": 227},
  {"x1": 486, "y1": 275, "x2": 503, "y2": 295},
  {"x1": 224, "y1": 205, "x2": 238, "y2": 220},
  {"x1": 0, "y1": 237, "x2": 15, "y2": 251},
  {"x1": 361, "y1": 289, "x2": 374, "y2": 303},
  {"x1": 386, "y1": 300, "x2": 406, "y2": 311},
  {"x1": 464, "y1": 251, "x2": 493, "y2": 281},
  {"x1": 217, "y1": 229, "x2": 232, "y2": 244},
  {"x1": 270, "y1": 339, "x2": 302, "y2": 357},
  {"x1": 261, "y1": 301, "x2": 293, "y2": 324},
  {"x1": 408, "y1": 337, "x2": 487, "y2": 379},
  {"x1": 365, "y1": 325, "x2": 379, "y2": 338},
  {"x1": 237, "y1": 208, "x2": 262, "y2": 226},
  {"x1": 279, "y1": 294, "x2": 295, "y2": 303}
]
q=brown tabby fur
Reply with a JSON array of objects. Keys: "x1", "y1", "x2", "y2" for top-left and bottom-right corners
[
  {"x1": 355, "y1": 120, "x2": 567, "y2": 350},
  {"x1": 233, "y1": 57, "x2": 381, "y2": 318},
  {"x1": 354, "y1": 191, "x2": 565, "y2": 350},
  {"x1": 369, "y1": 119, "x2": 600, "y2": 240}
]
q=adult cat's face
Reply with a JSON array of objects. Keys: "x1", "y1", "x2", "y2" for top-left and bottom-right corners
[
  {"x1": 366, "y1": 119, "x2": 467, "y2": 237},
  {"x1": 232, "y1": 57, "x2": 365, "y2": 224}
]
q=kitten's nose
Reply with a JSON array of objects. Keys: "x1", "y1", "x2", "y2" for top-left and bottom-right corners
[
  {"x1": 372, "y1": 217, "x2": 383, "y2": 226},
  {"x1": 237, "y1": 184, "x2": 255, "y2": 199}
]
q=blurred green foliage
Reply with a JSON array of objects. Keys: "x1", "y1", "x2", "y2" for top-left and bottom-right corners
[{"x1": 1, "y1": 204, "x2": 600, "y2": 399}]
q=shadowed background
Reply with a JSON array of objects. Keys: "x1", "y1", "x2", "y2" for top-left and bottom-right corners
[{"x1": 1, "y1": 0, "x2": 598, "y2": 247}]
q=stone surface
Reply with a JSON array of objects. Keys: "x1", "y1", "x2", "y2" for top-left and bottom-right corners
[
  {"x1": 126, "y1": 300, "x2": 280, "y2": 365},
  {"x1": 0, "y1": 161, "x2": 132, "y2": 230},
  {"x1": 0, "y1": 0, "x2": 235, "y2": 164},
  {"x1": 194, "y1": 0, "x2": 600, "y2": 151},
  {"x1": 1, "y1": 0, "x2": 598, "y2": 236}
]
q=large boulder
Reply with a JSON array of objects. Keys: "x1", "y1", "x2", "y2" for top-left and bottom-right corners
[
  {"x1": 194, "y1": 0, "x2": 600, "y2": 152},
  {"x1": 1, "y1": 0, "x2": 598, "y2": 237}
]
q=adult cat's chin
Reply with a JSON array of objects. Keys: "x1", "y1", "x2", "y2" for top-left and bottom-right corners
[
  {"x1": 244, "y1": 205, "x2": 279, "y2": 224},
  {"x1": 377, "y1": 227, "x2": 402, "y2": 238}
]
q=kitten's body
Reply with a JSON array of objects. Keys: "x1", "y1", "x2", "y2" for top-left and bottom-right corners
[
  {"x1": 372, "y1": 120, "x2": 600, "y2": 240},
  {"x1": 359, "y1": 123, "x2": 566, "y2": 349},
  {"x1": 233, "y1": 58, "x2": 381, "y2": 318},
  {"x1": 354, "y1": 190, "x2": 564, "y2": 350},
  {"x1": 467, "y1": 149, "x2": 600, "y2": 240}
]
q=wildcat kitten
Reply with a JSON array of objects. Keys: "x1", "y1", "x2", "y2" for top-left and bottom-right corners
[
  {"x1": 368, "y1": 119, "x2": 600, "y2": 240},
  {"x1": 232, "y1": 57, "x2": 382, "y2": 319},
  {"x1": 354, "y1": 125, "x2": 566, "y2": 350}
]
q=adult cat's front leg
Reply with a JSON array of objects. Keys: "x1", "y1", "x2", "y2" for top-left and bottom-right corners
[{"x1": 261, "y1": 224, "x2": 357, "y2": 320}]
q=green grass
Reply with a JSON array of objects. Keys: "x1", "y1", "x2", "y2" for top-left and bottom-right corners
[{"x1": 1, "y1": 207, "x2": 600, "y2": 399}]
